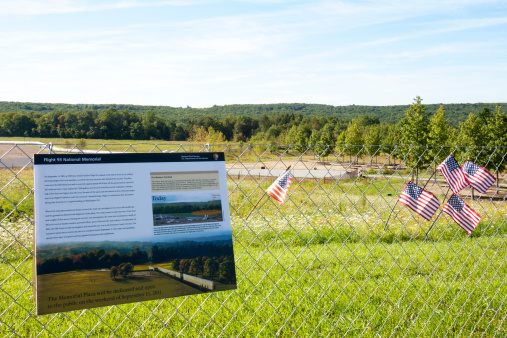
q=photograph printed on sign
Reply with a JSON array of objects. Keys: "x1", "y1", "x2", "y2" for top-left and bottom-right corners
[{"x1": 33, "y1": 153, "x2": 236, "y2": 315}]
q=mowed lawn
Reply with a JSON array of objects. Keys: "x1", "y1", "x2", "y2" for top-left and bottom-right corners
[
  {"x1": 1, "y1": 148, "x2": 507, "y2": 336},
  {"x1": 34, "y1": 269, "x2": 203, "y2": 315},
  {"x1": 2, "y1": 234, "x2": 507, "y2": 337}
]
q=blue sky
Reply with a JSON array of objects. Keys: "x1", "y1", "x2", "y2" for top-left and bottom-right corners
[{"x1": 1, "y1": 0, "x2": 506, "y2": 107}]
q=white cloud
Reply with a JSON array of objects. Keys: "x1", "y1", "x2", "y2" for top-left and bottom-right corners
[
  {"x1": 1, "y1": 0, "x2": 201, "y2": 15},
  {"x1": 1, "y1": 0, "x2": 507, "y2": 106}
]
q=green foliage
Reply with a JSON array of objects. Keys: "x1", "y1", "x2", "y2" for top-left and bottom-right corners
[
  {"x1": 399, "y1": 97, "x2": 430, "y2": 171},
  {"x1": 344, "y1": 119, "x2": 363, "y2": 161},
  {"x1": 427, "y1": 105, "x2": 449, "y2": 165},
  {"x1": 109, "y1": 263, "x2": 134, "y2": 280},
  {"x1": 218, "y1": 258, "x2": 236, "y2": 284},
  {"x1": 293, "y1": 124, "x2": 312, "y2": 155},
  {"x1": 455, "y1": 112, "x2": 492, "y2": 167},
  {"x1": 2, "y1": 101, "x2": 504, "y2": 125},
  {"x1": 363, "y1": 126, "x2": 381, "y2": 157},
  {"x1": 1, "y1": 99, "x2": 506, "y2": 148},
  {"x1": 109, "y1": 266, "x2": 119, "y2": 279},
  {"x1": 485, "y1": 106, "x2": 507, "y2": 173}
]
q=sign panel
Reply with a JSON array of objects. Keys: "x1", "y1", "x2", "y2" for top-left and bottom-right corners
[{"x1": 33, "y1": 152, "x2": 236, "y2": 315}]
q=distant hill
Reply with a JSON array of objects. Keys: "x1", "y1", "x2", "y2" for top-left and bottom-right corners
[{"x1": 0, "y1": 101, "x2": 504, "y2": 125}]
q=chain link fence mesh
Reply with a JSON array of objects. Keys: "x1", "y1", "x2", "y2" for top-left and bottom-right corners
[{"x1": 1, "y1": 141, "x2": 506, "y2": 337}]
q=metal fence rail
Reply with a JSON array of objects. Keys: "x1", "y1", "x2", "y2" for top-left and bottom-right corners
[{"x1": 1, "y1": 142, "x2": 507, "y2": 337}]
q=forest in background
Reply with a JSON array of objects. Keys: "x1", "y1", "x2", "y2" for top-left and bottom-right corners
[
  {"x1": 0, "y1": 99, "x2": 506, "y2": 157},
  {"x1": 0, "y1": 100, "x2": 504, "y2": 124}
]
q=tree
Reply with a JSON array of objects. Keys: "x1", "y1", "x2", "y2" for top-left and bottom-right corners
[
  {"x1": 179, "y1": 259, "x2": 190, "y2": 274},
  {"x1": 309, "y1": 130, "x2": 321, "y2": 159},
  {"x1": 110, "y1": 266, "x2": 119, "y2": 280},
  {"x1": 399, "y1": 96, "x2": 431, "y2": 184},
  {"x1": 335, "y1": 131, "x2": 347, "y2": 159},
  {"x1": 207, "y1": 126, "x2": 227, "y2": 144},
  {"x1": 427, "y1": 105, "x2": 449, "y2": 168},
  {"x1": 344, "y1": 119, "x2": 363, "y2": 164},
  {"x1": 293, "y1": 124, "x2": 312, "y2": 155},
  {"x1": 118, "y1": 262, "x2": 134, "y2": 278},
  {"x1": 203, "y1": 258, "x2": 218, "y2": 279},
  {"x1": 0, "y1": 112, "x2": 36, "y2": 137},
  {"x1": 363, "y1": 126, "x2": 381, "y2": 165},
  {"x1": 478, "y1": 107, "x2": 492, "y2": 124},
  {"x1": 150, "y1": 245, "x2": 162, "y2": 263},
  {"x1": 486, "y1": 106, "x2": 507, "y2": 190},
  {"x1": 381, "y1": 123, "x2": 401, "y2": 165},
  {"x1": 188, "y1": 259, "x2": 201, "y2": 276},
  {"x1": 283, "y1": 125, "x2": 298, "y2": 145},
  {"x1": 456, "y1": 113, "x2": 488, "y2": 163},
  {"x1": 188, "y1": 125, "x2": 208, "y2": 142},
  {"x1": 218, "y1": 258, "x2": 236, "y2": 284},
  {"x1": 318, "y1": 127, "x2": 334, "y2": 159}
]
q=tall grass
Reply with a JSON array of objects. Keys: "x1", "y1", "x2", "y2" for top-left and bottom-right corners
[{"x1": 1, "y1": 166, "x2": 507, "y2": 336}]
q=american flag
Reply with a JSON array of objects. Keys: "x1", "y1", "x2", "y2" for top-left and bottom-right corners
[
  {"x1": 462, "y1": 160, "x2": 496, "y2": 194},
  {"x1": 266, "y1": 171, "x2": 293, "y2": 206},
  {"x1": 442, "y1": 194, "x2": 481, "y2": 234},
  {"x1": 437, "y1": 154, "x2": 469, "y2": 194},
  {"x1": 398, "y1": 181, "x2": 440, "y2": 221}
]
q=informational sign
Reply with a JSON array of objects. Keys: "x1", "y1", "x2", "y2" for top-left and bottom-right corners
[{"x1": 33, "y1": 152, "x2": 236, "y2": 315}]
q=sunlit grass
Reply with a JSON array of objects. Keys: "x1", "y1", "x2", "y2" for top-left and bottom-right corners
[{"x1": 1, "y1": 151, "x2": 507, "y2": 336}]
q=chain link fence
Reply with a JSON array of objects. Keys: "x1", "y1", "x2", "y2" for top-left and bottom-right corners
[{"x1": 1, "y1": 141, "x2": 507, "y2": 337}]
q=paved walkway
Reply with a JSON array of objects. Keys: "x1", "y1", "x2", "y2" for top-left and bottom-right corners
[{"x1": 227, "y1": 168, "x2": 351, "y2": 180}]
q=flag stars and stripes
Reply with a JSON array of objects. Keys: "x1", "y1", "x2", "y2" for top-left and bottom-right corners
[
  {"x1": 266, "y1": 171, "x2": 293, "y2": 206},
  {"x1": 437, "y1": 154, "x2": 469, "y2": 194},
  {"x1": 463, "y1": 161, "x2": 480, "y2": 176},
  {"x1": 443, "y1": 194, "x2": 481, "y2": 234},
  {"x1": 462, "y1": 160, "x2": 496, "y2": 194},
  {"x1": 398, "y1": 181, "x2": 440, "y2": 221}
]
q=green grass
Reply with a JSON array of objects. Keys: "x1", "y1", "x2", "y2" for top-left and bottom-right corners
[
  {"x1": 1, "y1": 151, "x2": 507, "y2": 336},
  {"x1": 0, "y1": 168, "x2": 33, "y2": 221},
  {"x1": 2, "y1": 234, "x2": 507, "y2": 336},
  {"x1": 35, "y1": 270, "x2": 205, "y2": 315}
]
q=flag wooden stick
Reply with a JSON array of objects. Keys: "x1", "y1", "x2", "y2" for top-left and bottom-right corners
[
  {"x1": 385, "y1": 169, "x2": 438, "y2": 231},
  {"x1": 425, "y1": 186, "x2": 452, "y2": 238},
  {"x1": 425, "y1": 153, "x2": 462, "y2": 237},
  {"x1": 422, "y1": 169, "x2": 437, "y2": 190},
  {"x1": 245, "y1": 165, "x2": 291, "y2": 220},
  {"x1": 244, "y1": 192, "x2": 267, "y2": 221},
  {"x1": 384, "y1": 198, "x2": 400, "y2": 231}
]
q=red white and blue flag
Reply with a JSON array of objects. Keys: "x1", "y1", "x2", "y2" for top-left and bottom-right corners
[
  {"x1": 398, "y1": 181, "x2": 440, "y2": 221},
  {"x1": 462, "y1": 160, "x2": 496, "y2": 194},
  {"x1": 437, "y1": 154, "x2": 469, "y2": 194},
  {"x1": 267, "y1": 171, "x2": 293, "y2": 206},
  {"x1": 442, "y1": 194, "x2": 481, "y2": 234}
]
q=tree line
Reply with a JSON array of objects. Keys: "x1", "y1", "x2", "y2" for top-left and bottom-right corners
[
  {"x1": 0, "y1": 101, "x2": 504, "y2": 124},
  {"x1": 37, "y1": 247, "x2": 148, "y2": 275},
  {"x1": 335, "y1": 97, "x2": 507, "y2": 184},
  {"x1": 164, "y1": 255, "x2": 236, "y2": 284},
  {"x1": 1, "y1": 98, "x2": 506, "y2": 180},
  {"x1": 0, "y1": 99, "x2": 505, "y2": 144},
  {"x1": 37, "y1": 241, "x2": 235, "y2": 276},
  {"x1": 152, "y1": 200, "x2": 222, "y2": 215}
]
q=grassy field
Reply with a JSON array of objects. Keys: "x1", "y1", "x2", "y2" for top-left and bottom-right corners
[
  {"x1": 35, "y1": 270, "x2": 204, "y2": 315},
  {"x1": 1, "y1": 145, "x2": 507, "y2": 336},
  {"x1": 2, "y1": 231, "x2": 507, "y2": 336}
]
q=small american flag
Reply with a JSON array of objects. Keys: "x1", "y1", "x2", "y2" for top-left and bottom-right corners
[
  {"x1": 398, "y1": 181, "x2": 440, "y2": 220},
  {"x1": 462, "y1": 160, "x2": 496, "y2": 194},
  {"x1": 437, "y1": 154, "x2": 469, "y2": 194},
  {"x1": 442, "y1": 194, "x2": 481, "y2": 234},
  {"x1": 266, "y1": 171, "x2": 293, "y2": 206}
]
